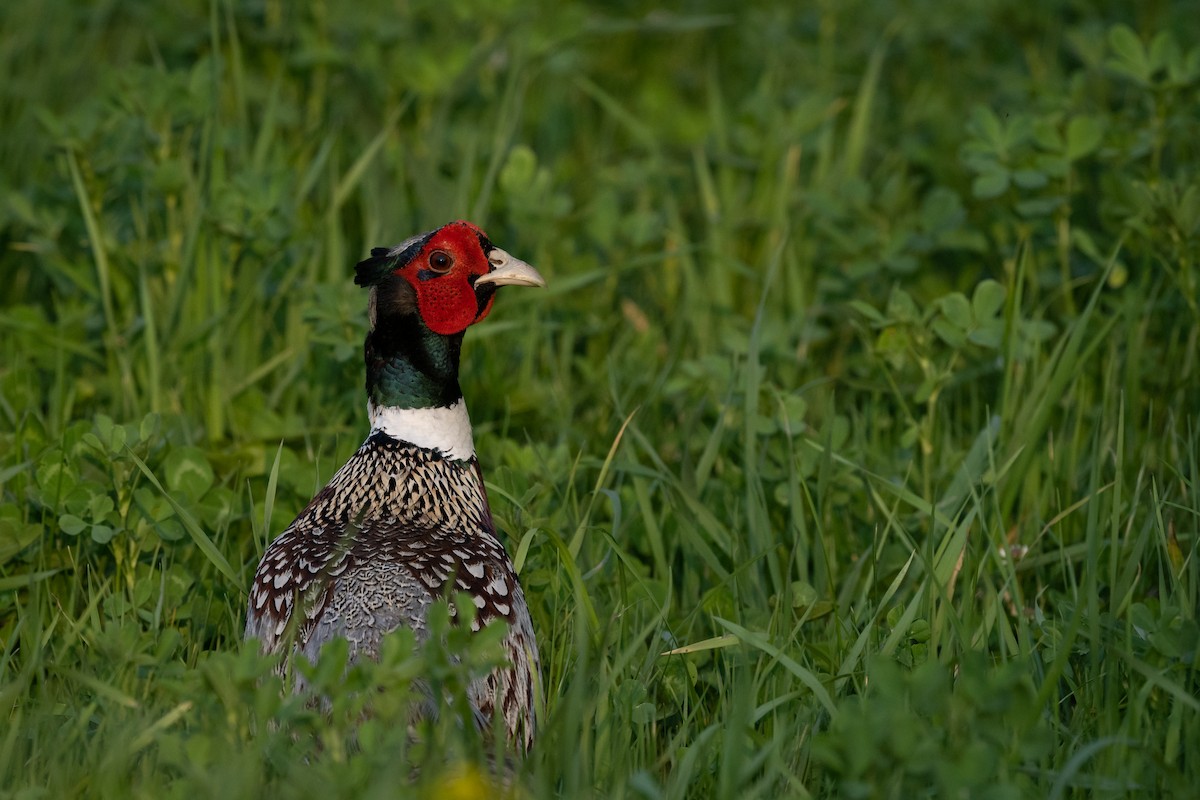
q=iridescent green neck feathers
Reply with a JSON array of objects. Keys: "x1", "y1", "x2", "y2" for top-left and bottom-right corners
[{"x1": 365, "y1": 310, "x2": 464, "y2": 411}]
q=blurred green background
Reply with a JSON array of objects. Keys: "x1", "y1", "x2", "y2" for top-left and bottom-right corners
[{"x1": 1, "y1": 1, "x2": 1198, "y2": 797}]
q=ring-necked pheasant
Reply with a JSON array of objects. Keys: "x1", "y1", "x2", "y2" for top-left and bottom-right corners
[{"x1": 245, "y1": 220, "x2": 544, "y2": 751}]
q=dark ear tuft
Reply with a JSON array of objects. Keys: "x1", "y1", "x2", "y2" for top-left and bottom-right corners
[
  {"x1": 354, "y1": 250, "x2": 396, "y2": 287},
  {"x1": 353, "y1": 232, "x2": 436, "y2": 288},
  {"x1": 350, "y1": 250, "x2": 398, "y2": 291}
]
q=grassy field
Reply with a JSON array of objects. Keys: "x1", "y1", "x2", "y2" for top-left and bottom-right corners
[{"x1": 2, "y1": 0, "x2": 1198, "y2": 797}]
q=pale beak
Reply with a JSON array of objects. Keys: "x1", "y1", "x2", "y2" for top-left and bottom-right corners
[{"x1": 474, "y1": 248, "x2": 547, "y2": 288}]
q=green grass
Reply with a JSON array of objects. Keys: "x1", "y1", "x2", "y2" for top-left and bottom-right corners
[{"x1": 2, "y1": 0, "x2": 1199, "y2": 797}]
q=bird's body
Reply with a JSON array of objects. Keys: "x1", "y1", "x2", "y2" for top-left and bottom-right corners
[{"x1": 245, "y1": 221, "x2": 544, "y2": 751}]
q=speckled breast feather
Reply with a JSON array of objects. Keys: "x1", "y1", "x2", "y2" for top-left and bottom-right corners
[{"x1": 245, "y1": 431, "x2": 538, "y2": 750}]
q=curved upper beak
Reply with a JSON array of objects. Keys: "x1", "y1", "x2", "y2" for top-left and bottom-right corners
[{"x1": 474, "y1": 248, "x2": 546, "y2": 288}]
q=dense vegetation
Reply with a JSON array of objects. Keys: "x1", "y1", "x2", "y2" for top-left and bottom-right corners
[{"x1": 2, "y1": 1, "x2": 1197, "y2": 796}]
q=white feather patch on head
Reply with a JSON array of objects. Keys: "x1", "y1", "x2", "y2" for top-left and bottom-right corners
[{"x1": 368, "y1": 399, "x2": 476, "y2": 460}]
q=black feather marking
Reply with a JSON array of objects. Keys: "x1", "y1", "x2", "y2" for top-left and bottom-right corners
[
  {"x1": 354, "y1": 232, "x2": 436, "y2": 287},
  {"x1": 475, "y1": 231, "x2": 492, "y2": 254},
  {"x1": 354, "y1": 252, "x2": 396, "y2": 288}
]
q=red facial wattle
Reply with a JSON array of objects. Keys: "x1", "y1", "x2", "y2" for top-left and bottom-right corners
[{"x1": 397, "y1": 221, "x2": 494, "y2": 335}]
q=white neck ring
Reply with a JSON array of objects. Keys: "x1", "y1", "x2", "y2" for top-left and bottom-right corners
[{"x1": 368, "y1": 399, "x2": 475, "y2": 461}]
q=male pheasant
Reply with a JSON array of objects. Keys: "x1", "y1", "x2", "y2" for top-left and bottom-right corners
[{"x1": 245, "y1": 220, "x2": 544, "y2": 751}]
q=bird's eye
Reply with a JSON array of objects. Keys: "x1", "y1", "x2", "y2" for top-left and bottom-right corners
[{"x1": 428, "y1": 250, "x2": 453, "y2": 273}]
